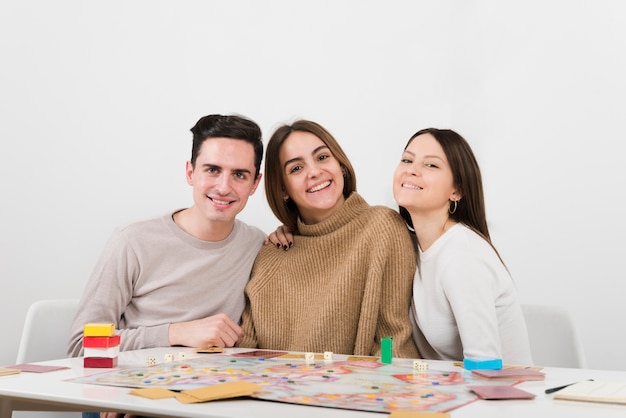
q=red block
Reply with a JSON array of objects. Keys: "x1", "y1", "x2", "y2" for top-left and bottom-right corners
[
  {"x1": 84, "y1": 357, "x2": 118, "y2": 368},
  {"x1": 83, "y1": 335, "x2": 121, "y2": 348}
]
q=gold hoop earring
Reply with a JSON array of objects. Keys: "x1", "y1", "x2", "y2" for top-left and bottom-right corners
[{"x1": 449, "y1": 200, "x2": 458, "y2": 215}]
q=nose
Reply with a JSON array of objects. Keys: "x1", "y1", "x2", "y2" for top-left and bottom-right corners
[
  {"x1": 307, "y1": 162, "x2": 323, "y2": 178},
  {"x1": 405, "y1": 162, "x2": 420, "y2": 176},
  {"x1": 215, "y1": 173, "x2": 232, "y2": 194}
]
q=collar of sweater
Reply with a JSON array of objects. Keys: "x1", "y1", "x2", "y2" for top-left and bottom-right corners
[{"x1": 296, "y1": 192, "x2": 369, "y2": 237}]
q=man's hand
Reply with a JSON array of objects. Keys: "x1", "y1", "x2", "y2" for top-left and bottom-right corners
[{"x1": 168, "y1": 313, "x2": 244, "y2": 348}]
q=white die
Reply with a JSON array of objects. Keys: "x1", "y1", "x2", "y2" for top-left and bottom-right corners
[{"x1": 413, "y1": 360, "x2": 428, "y2": 371}]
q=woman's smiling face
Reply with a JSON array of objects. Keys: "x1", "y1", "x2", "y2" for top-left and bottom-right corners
[
  {"x1": 393, "y1": 132, "x2": 458, "y2": 215},
  {"x1": 279, "y1": 130, "x2": 346, "y2": 225}
]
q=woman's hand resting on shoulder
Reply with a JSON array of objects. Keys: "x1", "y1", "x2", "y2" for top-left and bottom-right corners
[{"x1": 264, "y1": 225, "x2": 294, "y2": 250}]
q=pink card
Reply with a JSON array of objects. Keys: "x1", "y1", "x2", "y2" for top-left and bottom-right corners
[
  {"x1": 6, "y1": 364, "x2": 70, "y2": 373},
  {"x1": 472, "y1": 368, "x2": 545, "y2": 381},
  {"x1": 468, "y1": 385, "x2": 536, "y2": 400}
]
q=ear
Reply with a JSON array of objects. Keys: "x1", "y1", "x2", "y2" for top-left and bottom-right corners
[
  {"x1": 249, "y1": 173, "x2": 262, "y2": 196},
  {"x1": 278, "y1": 187, "x2": 287, "y2": 202},
  {"x1": 450, "y1": 189, "x2": 462, "y2": 201},
  {"x1": 185, "y1": 161, "x2": 194, "y2": 186}
]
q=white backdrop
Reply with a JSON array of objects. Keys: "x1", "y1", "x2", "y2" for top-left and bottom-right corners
[{"x1": 1, "y1": 1, "x2": 624, "y2": 371}]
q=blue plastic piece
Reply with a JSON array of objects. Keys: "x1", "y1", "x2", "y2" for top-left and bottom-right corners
[{"x1": 463, "y1": 357, "x2": 503, "y2": 370}]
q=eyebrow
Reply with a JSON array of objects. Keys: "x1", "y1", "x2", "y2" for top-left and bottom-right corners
[
  {"x1": 202, "y1": 163, "x2": 252, "y2": 175},
  {"x1": 403, "y1": 150, "x2": 445, "y2": 161},
  {"x1": 283, "y1": 145, "x2": 329, "y2": 170}
]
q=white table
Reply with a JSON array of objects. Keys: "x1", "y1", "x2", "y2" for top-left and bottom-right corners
[{"x1": 1, "y1": 347, "x2": 626, "y2": 418}]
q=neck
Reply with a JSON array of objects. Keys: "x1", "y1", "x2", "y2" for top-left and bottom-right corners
[
  {"x1": 173, "y1": 208, "x2": 234, "y2": 242},
  {"x1": 409, "y1": 210, "x2": 455, "y2": 252}
]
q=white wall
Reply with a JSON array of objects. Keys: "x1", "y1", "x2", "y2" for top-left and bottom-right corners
[{"x1": 1, "y1": 1, "x2": 624, "y2": 370}]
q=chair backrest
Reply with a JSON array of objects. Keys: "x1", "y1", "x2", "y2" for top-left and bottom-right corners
[
  {"x1": 16, "y1": 299, "x2": 80, "y2": 364},
  {"x1": 521, "y1": 304, "x2": 587, "y2": 368}
]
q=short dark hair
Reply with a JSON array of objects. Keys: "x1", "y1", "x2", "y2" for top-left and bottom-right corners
[{"x1": 190, "y1": 114, "x2": 263, "y2": 177}]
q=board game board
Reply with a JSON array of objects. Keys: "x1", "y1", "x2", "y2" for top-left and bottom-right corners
[{"x1": 71, "y1": 350, "x2": 484, "y2": 414}]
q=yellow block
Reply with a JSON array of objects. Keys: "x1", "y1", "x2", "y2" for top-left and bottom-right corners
[{"x1": 83, "y1": 323, "x2": 115, "y2": 337}]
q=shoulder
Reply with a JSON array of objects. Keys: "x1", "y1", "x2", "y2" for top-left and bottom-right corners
[
  {"x1": 360, "y1": 204, "x2": 407, "y2": 233},
  {"x1": 436, "y1": 225, "x2": 507, "y2": 282},
  {"x1": 233, "y1": 219, "x2": 266, "y2": 240},
  {"x1": 447, "y1": 224, "x2": 496, "y2": 256},
  {"x1": 113, "y1": 214, "x2": 165, "y2": 241},
  {"x1": 118, "y1": 211, "x2": 174, "y2": 233}
]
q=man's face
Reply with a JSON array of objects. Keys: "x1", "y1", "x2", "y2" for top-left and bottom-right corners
[{"x1": 186, "y1": 137, "x2": 261, "y2": 225}]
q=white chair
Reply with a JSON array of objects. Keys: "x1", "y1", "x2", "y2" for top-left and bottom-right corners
[
  {"x1": 521, "y1": 304, "x2": 587, "y2": 368},
  {"x1": 13, "y1": 299, "x2": 81, "y2": 418},
  {"x1": 16, "y1": 299, "x2": 80, "y2": 363}
]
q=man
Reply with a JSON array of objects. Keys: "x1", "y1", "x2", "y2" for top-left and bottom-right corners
[{"x1": 67, "y1": 114, "x2": 265, "y2": 357}]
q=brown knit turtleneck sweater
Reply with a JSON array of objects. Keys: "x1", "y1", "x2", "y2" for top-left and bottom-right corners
[{"x1": 240, "y1": 192, "x2": 419, "y2": 358}]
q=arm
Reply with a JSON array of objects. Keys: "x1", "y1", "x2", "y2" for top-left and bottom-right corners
[
  {"x1": 443, "y1": 251, "x2": 502, "y2": 360},
  {"x1": 67, "y1": 229, "x2": 245, "y2": 357},
  {"x1": 168, "y1": 314, "x2": 243, "y2": 348},
  {"x1": 373, "y1": 216, "x2": 419, "y2": 359},
  {"x1": 67, "y1": 229, "x2": 136, "y2": 357}
]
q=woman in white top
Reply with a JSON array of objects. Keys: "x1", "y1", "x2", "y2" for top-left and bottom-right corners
[{"x1": 393, "y1": 128, "x2": 533, "y2": 365}]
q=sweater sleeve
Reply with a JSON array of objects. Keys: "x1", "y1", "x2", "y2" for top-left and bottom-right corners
[
  {"x1": 371, "y1": 212, "x2": 419, "y2": 359},
  {"x1": 67, "y1": 229, "x2": 170, "y2": 357},
  {"x1": 238, "y1": 295, "x2": 258, "y2": 349}
]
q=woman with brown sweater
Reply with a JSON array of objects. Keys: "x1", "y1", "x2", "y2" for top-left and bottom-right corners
[{"x1": 239, "y1": 120, "x2": 418, "y2": 358}]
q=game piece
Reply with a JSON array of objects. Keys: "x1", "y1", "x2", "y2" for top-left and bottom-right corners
[
  {"x1": 389, "y1": 412, "x2": 450, "y2": 418},
  {"x1": 381, "y1": 336, "x2": 393, "y2": 364},
  {"x1": 197, "y1": 347, "x2": 224, "y2": 354},
  {"x1": 413, "y1": 360, "x2": 428, "y2": 372},
  {"x1": 324, "y1": 351, "x2": 333, "y2": 361},
  {"x1": 147, "y1": 356, "x2": 157, "y2": 366},
  {"x1": 0, "y1": 367, "x2": 20, "y2": 376},
  {"x1": 83, "y1": 335, "x2": 121, "y2": 348},
  {"x1": 130, "y1": 387, "x2": 177, "y2": 400},
  {"x1": 84, "y1": 357, "x2": 118, "y2": 368},
  {"x1": 6, "y1": 364, "x2": 69, "y2": 373},
  {"x1": 305, "y1": 352, "x2": 315, "y2": 365},
  {"x1": 178, "y1": 352, "x2": 186, "y2": 361},
  {"x1": 468, "y1": 384, "x2": 536, "y2": 400},
  {"x1": 346, "y1": 355, "x2": 378, "y2": 362},
  {"x1": 83, "y1": 323, "x2": 115, "y2": 337},
  {"x1": 463, "y1": 357, "x2": 502, "y2": 370},
  {"x1": 84, "y1": 346, "x2": 120, "y2": 359},
  {"x1": 472, "y1": 368, "x2": 545, "y2": 381},
  {"x1": 176, "y1": 381, "x2": 263, "y2": 403},
  {"x1": 164, "y1": 353, "x2": 174, "y2": 363},
  {"x1": 237, "y1": 350, "x2": 287, "y2": 358}
]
